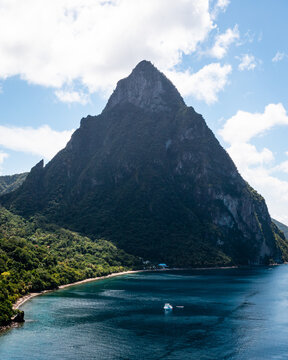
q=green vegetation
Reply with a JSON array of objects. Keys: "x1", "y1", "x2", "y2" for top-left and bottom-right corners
[
  {"x1": 1, "y1": 60, "x2": 288, "y2": 327},
  {"x1": 246, "y1": 182, "x2": 265, "y2": 202},
  {"x1": 4, "y1": 104, "x2": 286, "y2": 268},
  {"x1": 273, "y1": 218, "x2": 288, "y2": 240},
  {"x1": 0, "y1": 206, "x2": 140, "y2": 326},
  {"x1": 0, "y1": 173, "x2": 28, "y2": 196}
]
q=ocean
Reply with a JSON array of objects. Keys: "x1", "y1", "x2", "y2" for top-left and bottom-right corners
[{"x1": 1, "y1": 267, "x2": 288, "y2": 359}]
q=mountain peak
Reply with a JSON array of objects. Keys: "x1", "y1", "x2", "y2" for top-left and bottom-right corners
[
  {"x1": 104, "y1": 60, "x2": 185, "y2": 113},
  {"x1": 3, "y1": 61, "x2": 285, "y2": 267},
  {"x1": 133, "y1": 59, "x2": 155, "y2": 71}
]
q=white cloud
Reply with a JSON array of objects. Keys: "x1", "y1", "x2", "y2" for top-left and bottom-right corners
[
  {"x1": 219, "y1": 103, "x2": 288, "y2": 144},
  {"x1": 55, "y1": 90, "x2": 89, "y2": 105},
  {"x1": 0, "y1": 125, "x2": 74, "y2": 159},
  {"x1": 166, "y1": 62, "x2": 231, "y2": 104},
  {"x1": 272, "y1": 51, "x2": 287, "y2": 62},
  {"x1": 273, "y1": 160, "x2": 288, "y2": 174},
  {"x1": 0, "y1": 152, "x2": 9, "y2": 174},
  {"x1": 211, "y1": 0, "x2": 230, "y2": 19},
  {"x1": 0, "y1": 152, "x2": 8, "y2": 163},
  {"x1": 215, "y1": 0, "x2": 230, "y2": 10},
  {"x1": 209, "y1": 25, "x2": 239, "y2": 59},
  {"x1": 227, "y1": 143, "x2": 274, "y2": 169},
  {"x1": 0, "y1": 0, "x2": 216, "y2": 102},
  {"x1": 241, "y1": 167, "x2": 288, "y2": 226},
  {"x1": 219, "y1": 103, "x2": 288, "y2": 226},
  {"x1": 238, "y1": 54, "x2": 257, "y2": 71}
]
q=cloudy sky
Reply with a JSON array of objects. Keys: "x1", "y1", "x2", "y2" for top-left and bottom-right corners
[{"x1": 0, "y1": 0, "x2": 287, "y2": 225}]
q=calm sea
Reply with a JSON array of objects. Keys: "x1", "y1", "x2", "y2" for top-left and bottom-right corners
[{"x1": 1, "y1": 267, "x2": 288, "y2": 359}]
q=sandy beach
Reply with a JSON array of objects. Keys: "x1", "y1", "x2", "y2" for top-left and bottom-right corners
[
  {"x1": 13, "y1": 266, "x2": 239, "y2": 310},
  {"x1": 13, "y1": 269, "x2": 146, "y2": 310},
  {"x1": 0, "y1": 265, "x2": 241, "y2": 334}
]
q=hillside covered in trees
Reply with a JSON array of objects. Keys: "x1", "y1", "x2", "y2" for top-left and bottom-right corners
[
  {"x1": 0, "y1": 207, "x2": 140, "y2": 326},
  {"x1": 2, "y1": 61, "x2": 288, "y2": 328},
  {"x1": 3, "y1": 61, "x2": 287, "y2": 267}
]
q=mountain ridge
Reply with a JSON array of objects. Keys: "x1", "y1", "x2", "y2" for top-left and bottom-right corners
[
  {"x1": 2, "y1": 60, "x2": 287, "y2": 266},
  {"x1": 0, "y1": 173, "x2": 28, "y2": 196},
  {"x1": 104, "y1": 60, "x2": 185, "y2": 113},
  {"x1": 273, "y1": 218, "x2": 288, "y2": 239}
]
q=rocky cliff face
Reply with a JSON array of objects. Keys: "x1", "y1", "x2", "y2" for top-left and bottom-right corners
[
  {"x1": 0, "y1": 173, "x2": 28, "y2": 196},
  {"x1": 2, "y1": 61, "x2": 286, "y2": 266},
  {"x1": 104, "y1": 60, "x2": 185, "y2": 113}
]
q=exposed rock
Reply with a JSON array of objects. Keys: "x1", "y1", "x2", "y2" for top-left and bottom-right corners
[
  {"x1": 1, "y1": 60, "x2": 287, "y2": 266},
  {"x1": 11, "y1": 311, "x2": 25, "y2": 323},
  {"x1": 104, "y1": 60, "x2": 185, "y2": 113}
]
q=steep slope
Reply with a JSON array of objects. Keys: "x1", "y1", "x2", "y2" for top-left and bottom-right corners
[
  {"x1": 2, "y1": 60, "x2": 286, "y2": 266},
  {"x1": 0, "y1": 173, "x2": 28, "y2": 196},
  {"x1": 273, "y1": 219, "x2": 288, "y2": 239},
  {"x1": 0, "y1": 206, "x2": 139, "y2": 326}
]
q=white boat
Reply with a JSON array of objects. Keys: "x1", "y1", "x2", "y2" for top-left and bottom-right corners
[{"x1": 163, "y1": 303, "x2": 173, "y2": 310}]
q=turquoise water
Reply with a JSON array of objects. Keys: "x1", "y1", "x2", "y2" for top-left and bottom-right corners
[{"x1": 1, "y1": 267, "x2": 288, "y2": 359}]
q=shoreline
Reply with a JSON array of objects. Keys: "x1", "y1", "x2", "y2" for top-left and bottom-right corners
[
  {"x1": 13, "y1": 269, "x2": 145, "y2": 310},
  {"x1": 1, "y1": 269, "x2": 146, "y2": 334},
  {"x1": 2, "y1": 264, "x2": 278, "y2": 334},
  {"x1": 13, "y1": 265, "x2": 239, "y2": 311}
]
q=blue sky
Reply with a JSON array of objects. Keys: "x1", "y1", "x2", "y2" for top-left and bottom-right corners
[{"x1": 0, "y1": 0, "x2": 288, "y2": 224}]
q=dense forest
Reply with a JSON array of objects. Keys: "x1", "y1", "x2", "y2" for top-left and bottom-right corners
[
  {"x1": 3, "y1": 61, "x2": 286, "y2": 268},
  {"x1": 1, "y1": 61, "x2": 288, "y2": 329},
  {"x1": 0, "y1": 206, "x2": 140, "y2": 326}
]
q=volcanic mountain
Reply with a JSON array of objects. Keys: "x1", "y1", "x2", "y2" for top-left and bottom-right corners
[{"x1": 2, "y1": 60, "x2": 287, "y2": 266}]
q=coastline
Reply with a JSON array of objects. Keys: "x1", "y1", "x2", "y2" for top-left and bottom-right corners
[
  {"x1": 13, "y1": 265, "x2": 238, "y2": 311},
  {"x1": 0, "y1": 269, "x2": 145, "y2": 334},
  {"x1": 13, "y1": 269, "x2": 146, "y2": 310},
  {"x1": 0, "y1": 265, "x2": 241, "y2": 333}
]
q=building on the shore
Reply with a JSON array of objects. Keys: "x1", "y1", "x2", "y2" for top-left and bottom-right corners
[{"x1": 158, "y1": 263, "x2": 168, "y2": 269}]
